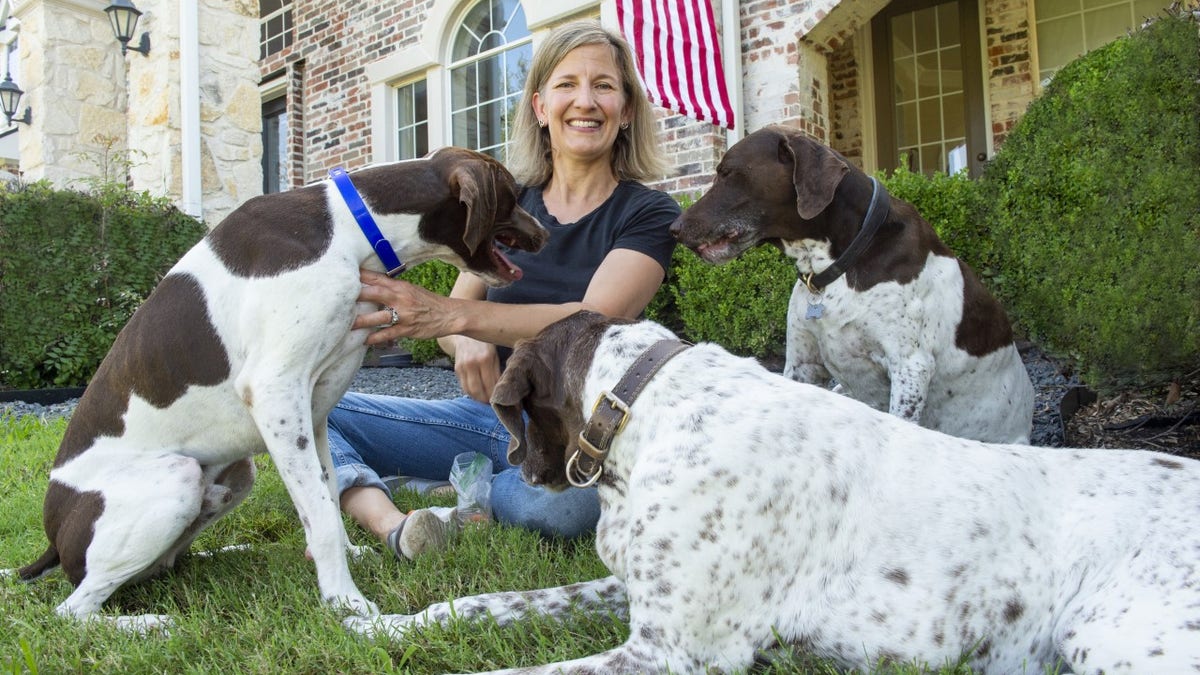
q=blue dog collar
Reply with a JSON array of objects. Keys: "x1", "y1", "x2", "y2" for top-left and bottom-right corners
[{"x1": 328, "y1": 166, "x2": 407, "y2": 277}]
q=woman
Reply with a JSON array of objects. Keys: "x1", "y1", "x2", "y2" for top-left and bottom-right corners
[{"x1": 328, "y1": 19, "x2": 679, "y2": 560}]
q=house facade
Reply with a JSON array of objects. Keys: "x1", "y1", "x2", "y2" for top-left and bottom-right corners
[{"x1": 0, "y1": 0, "x2": 1177, "y2": 225}]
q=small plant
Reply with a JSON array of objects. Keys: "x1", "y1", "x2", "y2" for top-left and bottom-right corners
[{"x1": 70, "y1": 134, "x2": 148, "y2": 192}]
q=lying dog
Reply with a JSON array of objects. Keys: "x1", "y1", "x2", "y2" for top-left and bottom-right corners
[
  {"x1": 347, "y1": 311, "x2": 1200, "y2": 674},
  {"x1": 671, "y1": 125, "x2": 1034, "y2": 443},
  {"x1": 11, "y1": 148, "x2": 547, "y2": 631}
]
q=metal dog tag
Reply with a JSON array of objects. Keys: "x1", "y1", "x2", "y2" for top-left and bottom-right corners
[{"x1": 805, "y1": 300, "x2": 825, "y2": 320}]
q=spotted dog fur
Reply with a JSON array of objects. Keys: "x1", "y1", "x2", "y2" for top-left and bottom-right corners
[
  {"x1": 672, "y1": 125, "x2": 1034, "y2": 443},
  {"x1": 9, "y1": 148, "x2": 547, "y2": 632},
  {"x1": 348, "y1": 311, "x2": 1200, "y2": 674}
]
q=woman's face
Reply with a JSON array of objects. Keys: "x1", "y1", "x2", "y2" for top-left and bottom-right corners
[{"x1": 532, "y1": 43, "x2": 631, "y2": 166}]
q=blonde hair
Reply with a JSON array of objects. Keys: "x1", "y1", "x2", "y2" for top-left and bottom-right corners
[{"x1": 507, "y1": 20, "x2": 669, "y2": 186}]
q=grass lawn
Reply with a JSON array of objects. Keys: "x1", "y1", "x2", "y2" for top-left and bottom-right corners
[{"x1": 1, "y1": 412, "x2": 983, "y2": 674}]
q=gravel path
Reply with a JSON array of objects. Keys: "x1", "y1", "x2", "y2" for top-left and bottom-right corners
[{"x1": 1, "y1": 344, "x2": 1078, "y2": 446}]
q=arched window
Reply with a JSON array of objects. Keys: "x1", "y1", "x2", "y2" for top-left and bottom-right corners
[{"x1": 448, "y1": 0, "x2": 532, "y2": 161}]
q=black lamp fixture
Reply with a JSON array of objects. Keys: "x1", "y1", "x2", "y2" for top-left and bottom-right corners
[
  {"x1": 104, "y1": 0, "x2": 151, "y2": 56},
  {"x1": 0, "y1": 72, "x2": 30, "y2": 125}
]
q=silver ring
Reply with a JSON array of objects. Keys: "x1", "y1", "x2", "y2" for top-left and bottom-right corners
[{"x1": 384, "y1": 306, "x2": 399, "y2": 328}]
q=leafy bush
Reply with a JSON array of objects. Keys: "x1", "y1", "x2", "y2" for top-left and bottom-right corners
[
  {"x1": 980, "y1": 10, "x2": 1200, "y2": 389},
  {"x1": 396, "y1": 260, "x2": 459, "y2": 363},
  {"x1": 667, "y1": 244, "x2": 794, "y2": 359},
  {"x1": 878, "y1": 162, "x2": 993, "y2": 281},
  {"x1": 0, "y1": 182, "x2": 207, "y2": 389}
]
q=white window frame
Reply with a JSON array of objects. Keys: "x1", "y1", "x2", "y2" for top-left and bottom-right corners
[{"x1": 365, "y1": 0, "x2": 600, "y2": 163}]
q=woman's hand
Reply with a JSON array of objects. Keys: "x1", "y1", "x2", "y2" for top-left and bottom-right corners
[
  {"x1": 353, "y1": 270, "x2": 456, "y2": 345},
  {"x1": 446, "y1": 336, "x2": 502, "y2": 403}
]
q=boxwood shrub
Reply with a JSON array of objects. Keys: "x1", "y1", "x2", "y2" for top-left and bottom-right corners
[
  {"x1": 0, "y1": 182, "x2": 207, "y2": 389},
  {"x1": 979, "y1": 9, "x2": 1199, "y2": 389}
]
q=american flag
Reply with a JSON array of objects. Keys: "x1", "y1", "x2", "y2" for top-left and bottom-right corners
[{"x1": 616, "y1": 0, "x2": 736, "y2": 130}]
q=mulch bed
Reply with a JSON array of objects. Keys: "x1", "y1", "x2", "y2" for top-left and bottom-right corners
[{"x1": 1063, "y1": 373, "x2": 1200, "y2": 459}]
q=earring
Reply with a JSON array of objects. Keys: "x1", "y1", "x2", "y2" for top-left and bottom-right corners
[
  {"x1": 620, "y1": 121, "x2": 630, "y2": 130},
  {"x1": 538, "y1": 119, "x2": 547, "y2": 128}
]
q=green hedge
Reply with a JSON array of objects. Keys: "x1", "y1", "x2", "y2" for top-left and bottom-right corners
[
  {"x1": 0, "y1": 182, "x2": 207, "y2": 389},
  {"x1": 980, "y1": 10, "x2": 1199, "y2": 389}
]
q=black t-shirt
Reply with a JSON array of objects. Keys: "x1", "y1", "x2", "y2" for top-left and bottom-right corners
[{"x1": 486, "y1": 180, "x2": 680, "y2": 363}]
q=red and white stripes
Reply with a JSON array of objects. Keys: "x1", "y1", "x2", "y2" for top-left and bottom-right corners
[{"x1": 616, "y1": 0, "x2": 736, "y2": 130}]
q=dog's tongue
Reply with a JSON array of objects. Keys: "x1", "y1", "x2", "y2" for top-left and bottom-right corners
[{"x1": 492, "y1": 245, "x2": 524, "y2": 281}]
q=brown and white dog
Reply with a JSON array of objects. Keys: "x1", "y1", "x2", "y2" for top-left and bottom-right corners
[
  {"x1": 671, "y1": 125, "x2": 1033, "y2": 443},
  {"x1": 10, "y1": 147, "x2": 547, "y2": 631},
  {"x1": 348, "y1": 311, "x2": 1200, "y2": 674}
]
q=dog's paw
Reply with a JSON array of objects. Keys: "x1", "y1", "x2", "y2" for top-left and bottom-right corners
[
  {"x1": 111, "y1": 614, "x2": 174, "y2": 636},
  {"x1": 343, "y1": 613, "x2": 418, "y2": 641}
]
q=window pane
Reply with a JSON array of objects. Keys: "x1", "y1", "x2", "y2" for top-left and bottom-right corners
[
  {"x1": 1038, "y1": 14, "x2": 1084, "y2": 75},
  {"x1": 452, "y1": 109, "x2": 478, "y2": 148},
  {"x1": 891, "y1": 14, "x2": 914, "y2": 58},
  {"x1": 477, "y1": 100, "x2": 505, "y2": 152},
  {"x1": 260, "y1": 0, "x2": 284, "y2": 18},
  {"x1": 1083, "y1": 4, "x2": 1133, "y2": 50},
  {"x1": 505, "y1": 43, "x2": 532, "y2": 94},
  {"x1": 1133, "y1": 0, "x2": 1163, "y2": 19},
  {"x1": 897, "y1": 101, "x2": 918, "y2": 147},
  {"x1": 920, "y1": 144, "x2": 941, "y2": 174},
  {"x1": 940, "y1": 46, "x2": 963, "y2": 92},
  {"x1": 917, "y1": 51, "x2": 940, "y2": 98},
  {"x1": 919, "y1": 97, "x2": 941, "y2": 144},
  {"x1": 914, "y1": 7, "x2": 938, "y2": 53},
  {"x1": 943, "y1": 92, "x2": 965, "y2": 139},
  {"x1": 937, "y1": 2, "x2": 960, "y2": 43},
  {"x1": 1037, "y1": 0, "x2": 1081, "y2": 21},
  {"x1": 262, "y1": 98, "x2": 287, "y2": 193}
]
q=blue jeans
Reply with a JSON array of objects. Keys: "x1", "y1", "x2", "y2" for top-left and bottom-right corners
[{"x1": 328, "y1": 391, "x2": 599, "y2": 539}]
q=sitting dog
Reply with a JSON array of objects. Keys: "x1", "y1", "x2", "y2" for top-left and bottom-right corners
[
  {"x1": 671, "y1": 125, "x2": 1034, "y2": 443},
  {"x1": 11, "y1": 148, "x2": 547, "y2": 631},
  {"x1": 347, "y1": 311, "x2": 1200, "y2": 674}
]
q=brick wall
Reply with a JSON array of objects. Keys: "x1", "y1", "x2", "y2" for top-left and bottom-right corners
[
  {"x1": 740, "y1": 0, "x2": 809, "y2": 133},
  {"x1": 259, "y1": 1, "x2": 434, "y2": 185},
  {"x1": 983, "y1": 0, "x2": 1036, "y2": 149},
  {"x1": 827, "y1": 37, "x2": 863, "y2": 168}
]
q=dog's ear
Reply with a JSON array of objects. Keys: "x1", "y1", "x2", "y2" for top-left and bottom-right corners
[
  {"x1": 451, "y1": 162, "x2": 499, "y2": 255},
  {"x1": 783, "y1": 131, "x2": 849, "y2": 220},
  {"x1": 492, "y1": 364, "x2": 531, "y2": 466}
]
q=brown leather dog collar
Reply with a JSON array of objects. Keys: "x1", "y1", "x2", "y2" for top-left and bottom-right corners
[{"x1": 567, "y1": 338, "x2": 692, "y2": 488}]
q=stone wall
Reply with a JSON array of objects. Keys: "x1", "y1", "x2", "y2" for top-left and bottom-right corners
[
  {"x1": 11, "y1": 0, "x2": 127, "y2": 186},
  {"x1": 12, "y1": 0, "x2": 260, "y2": 226}
]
